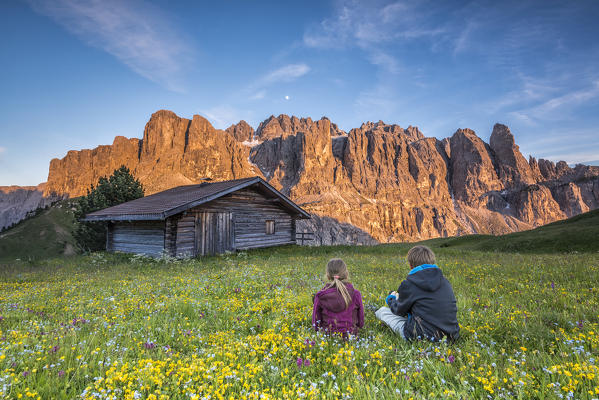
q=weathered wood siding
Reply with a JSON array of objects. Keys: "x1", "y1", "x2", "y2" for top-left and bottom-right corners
[
  {"x1": 106, "y1": 222, "x2": 114, "y2": 251},
  {"x1": 172, "y1": 188, "x2": 296, "y2": 255},
  {"x1": 175, "y1": 213, "x2": 196, "y2": 257},
  {"x1": 110, "y1": 221, "x2": 165, "y2": 257}
]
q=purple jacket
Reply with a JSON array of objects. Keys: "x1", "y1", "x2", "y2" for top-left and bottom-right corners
[{"x1": 312, "y1": 283, "x2": 364, "y2": 335}]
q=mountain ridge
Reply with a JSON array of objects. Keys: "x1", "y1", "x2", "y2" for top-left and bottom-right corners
[{"x1": 6, "y1": 110, "x2": 599, "y2": 243}]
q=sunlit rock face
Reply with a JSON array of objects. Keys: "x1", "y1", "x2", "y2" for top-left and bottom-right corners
[{"x1": 39, "y1": 110, "x2": 599, "y2": 244}]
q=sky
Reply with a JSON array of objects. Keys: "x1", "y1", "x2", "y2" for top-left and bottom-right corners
[{"x1": 1, "y1": 0, "x2": 599, "y2": 186}]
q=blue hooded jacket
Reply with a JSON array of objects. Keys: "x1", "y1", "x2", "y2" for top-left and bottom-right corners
[{"x1": 387, "y1": 265, "x2": 459, "y2": 341}]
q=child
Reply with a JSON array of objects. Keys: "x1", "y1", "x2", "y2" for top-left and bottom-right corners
[
  {"x1": 375, "y1": 245, "x2": 459, "y2": 341},
  {"x1": 312, "y1": 258, "x2": 364, "y2": 335}
]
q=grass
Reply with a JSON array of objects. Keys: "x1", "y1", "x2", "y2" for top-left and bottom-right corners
[
  {"x1": 0, "y1": 246, "x2": 598, "y2": 399},
  {"x1": 0, "y1": 200, "x2": 77, "y2": 262},
  {"x1": 421, "y1": 208, "x2": 599, "y2": 253}
]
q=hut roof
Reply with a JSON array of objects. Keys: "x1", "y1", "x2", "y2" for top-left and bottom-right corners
[{"x1": 83, "y1": 177, "x2": 311, "y2": 221}]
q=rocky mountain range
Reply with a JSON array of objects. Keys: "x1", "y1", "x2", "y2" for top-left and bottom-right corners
[
  {"x1": 4, "y1": 110, "x2": 599, "y2": 244},
  {"x1": 0, "y1": 183, "x2": 58, "y2": 232}
]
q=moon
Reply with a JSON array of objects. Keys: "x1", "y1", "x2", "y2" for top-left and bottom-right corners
[{"x1": 284, "y1": 95, "x2": 290, "y2": 100}]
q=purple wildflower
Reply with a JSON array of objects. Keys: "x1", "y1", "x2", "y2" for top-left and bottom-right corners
[
  {"x1": 72, "y1": 318, "x2": 88, "y2": 326},
  {"x1": 448, "y1": 355, "x2": 455, "y2": 363},
  {"x1": 296, "y1": 357, "x2": 303, "y2": 367},
  {"x1": 58, "y1": 370, "x2": 65, "y2": 378},
  {"x1": 577, "y1": 320, "x2": 584, "y2": 329},
  {"x1": 50, "y1": 345, "x2": 60, "y2": 353},
  {"x1": 22, "y1": 371, "x2": 30, "y2": 377},
  {"x1": 551, "y1": 282, "x2": 555, "y2": 290},
  {"x1": 143, "y1": 341, "x2": 156, "y2": 350},
  {"x1": 0, "y1": 316, "x2": 4, "y2": 322},
  {"x1": 304, "y1": 359, "x2": 310, "y2": 367}
]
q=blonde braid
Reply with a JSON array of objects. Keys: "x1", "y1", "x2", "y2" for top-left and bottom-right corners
[{"x1": 325, "y1": 258, "x2": 352, "y2": 309}]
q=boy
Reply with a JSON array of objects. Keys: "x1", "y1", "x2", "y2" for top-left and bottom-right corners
[{"x1": 375, "y1": 245, "x2": 459, "y2": 341}]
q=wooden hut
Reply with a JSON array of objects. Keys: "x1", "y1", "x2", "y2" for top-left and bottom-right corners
[{"x1": 83, "y1": 177, "x2": 311, "y2": 257}]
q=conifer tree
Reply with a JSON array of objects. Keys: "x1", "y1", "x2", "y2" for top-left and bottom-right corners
[{"x1": 73, "y1": 166, "x2": 144, "y2": 251}]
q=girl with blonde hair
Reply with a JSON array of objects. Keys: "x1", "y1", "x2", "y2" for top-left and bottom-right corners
[{"x1": 312, "y1": 258, "x2": 364, "y2": 336}]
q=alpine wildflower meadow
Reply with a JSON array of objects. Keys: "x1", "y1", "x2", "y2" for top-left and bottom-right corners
[{"x1": 0, "y1": 245, "x2": 598, "y2": 399}]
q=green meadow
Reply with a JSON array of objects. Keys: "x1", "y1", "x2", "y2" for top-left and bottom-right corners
[{"x1": 1, "y1": 244, "x2": 598, "y2": 399}]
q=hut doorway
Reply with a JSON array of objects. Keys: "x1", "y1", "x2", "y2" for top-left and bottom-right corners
[{"x1": 195, "y1": 212, "x2": 235, "y2": 256}]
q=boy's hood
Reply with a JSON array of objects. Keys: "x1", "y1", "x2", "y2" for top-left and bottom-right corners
[
  {"x1": 316, "y1": 283, "x2": 355, "y2": 312},
  {"x1": 406, "y1": 266, "x2": 442, "y2": 292}
]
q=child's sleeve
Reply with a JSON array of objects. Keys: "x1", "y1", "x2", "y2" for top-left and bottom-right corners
[
  {"x1": 387, "y1": 281, "x2": 414, "y2": 316},
  {"x1": 356, "y1": 291, "x2": 364, "y2": 329},
  {"x1": 312, "y1": 294, "x2": 322, "y2": 331}
]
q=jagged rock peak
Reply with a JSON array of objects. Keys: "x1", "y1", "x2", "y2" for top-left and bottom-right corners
[
  {"x1": 452, "y1": 128, "x2": 478, "y2": 139},
  {"x1": 353, "y1": 121, "x2": 424, "y2": 141},
  {"x1": 255, "y1": 114, "x2": 332, "y2": 140},
  {"x1": 537, "y1": 159, "x2": 574, "y2": 181},
  {"x1": 319, "y1": 117, "x2": 346, "y2": 136},
  {"x1": 150, "y1": 109, "x2": 180, "y2": 119},
  {"x1": 489, "y1": 123, "x2": 536, "y2": 187},
  {"x1": 191, "y1": 114, "x2": 216, "y2": 132},
  {"x1": 225, "y1": 120, "x2": 255, "y2": 142},
  {"x1": 449, "y1": 127, "x2": 502, "y2": 204},
  {"x1": 405, "y1": 125, "x2": 424, "y2": 141},
  {"x1": 490, "y1": 123, "x2": 515, "y2": 146}
]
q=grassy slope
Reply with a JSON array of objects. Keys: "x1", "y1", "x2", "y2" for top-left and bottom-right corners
[
  {"x1": 0, "y1": 201, "x2": 77, "y2": 261},
  {"x1": 420, "y1": 208, "x2": 599, "y2": 253},
  {"x1": 1, "y1": 200, "x2": 597, "y2": 262}
]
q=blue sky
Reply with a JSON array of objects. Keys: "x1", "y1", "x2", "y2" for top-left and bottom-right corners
[{"x1": 1, "y1": 0, "x2": 598, "y2": 186}]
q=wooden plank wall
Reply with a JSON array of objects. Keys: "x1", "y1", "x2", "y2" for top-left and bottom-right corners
[
  {"x1": 175, "y1": 213, "x2": 196, "y2": 257},
  {"x1": 193, "y1": 188, "x2": 296, "y2": 251},
  {"x1": 111, "y1": 221, "x2": 165, "y2": 257}
]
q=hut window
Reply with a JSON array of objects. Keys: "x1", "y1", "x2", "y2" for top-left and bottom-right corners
[{"x1": 266, "y1": 220, "x2": 275, "y2": 235}]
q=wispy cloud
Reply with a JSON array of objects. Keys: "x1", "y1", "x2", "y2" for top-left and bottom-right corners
[
  {"x1": 27, "y1": 0, "x2": 193, "y2": 92},
  {"x1": 257, "y1": 64, "x2": 310, "y2": 86},
  {"x1": 304, "y1": 1, "x2": 452, "y2": 117},
  {"x1": 244, "y1": 63, "x2": 310, "y2": 100},
  {"x1": 249, "y1": 90, "x2": 266, "y2": 100},
  {"x1": 304, "y1": 1, "x2": 444, "y2": 49},
  {"x1": 453, "y1": 21, "x2": 477, "y2": 56},
  {"x1": 509, "y1": 81, "x2": 599, "y2": 125},
  {"x1": 304, "y1": 0, "x2": 446, "y2": 74}
]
